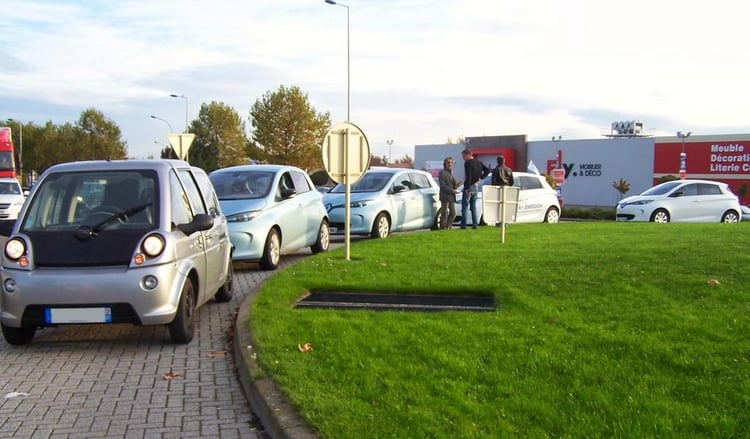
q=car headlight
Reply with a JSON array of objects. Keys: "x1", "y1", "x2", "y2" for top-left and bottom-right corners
[
  {"x1": 350, "y1": 200, "x2": 370, "y2": 208},
  {"x1": 227, "y1": 210, "x2": 261, "y2": 223},
  {"x1": 621, "y1": 200, "x2": 652, "y2": 207},
  {"x1": 141, "y1": 233, "x2": 165, "y2": 257},
  {"x1": 5, "y1": 237, "x2": 26, "y2": 260}
]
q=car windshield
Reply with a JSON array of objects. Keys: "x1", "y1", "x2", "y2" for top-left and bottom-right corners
[
  {"x1": 330, "y1": 172, "x2": 392, "y2": 193},
  {"x1": 0, "y1": 181, "x2": 21, "y2": 195},
  {"x1": 641, "y1": 181, "x2": 682, "y2": 196},
  {"x1": 20, "y1": 170, "x2": 158, "y2": 232},
  {"x1": 210, "y1": 170, "x2": 274, "y2": 200}
]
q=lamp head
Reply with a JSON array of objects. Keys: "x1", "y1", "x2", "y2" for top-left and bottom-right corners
[{"x1": 325, "y1": 0, "x2": 336, "y2": 4}]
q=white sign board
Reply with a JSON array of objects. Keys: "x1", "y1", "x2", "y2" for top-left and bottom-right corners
[
  {"x1": 322, "y1": 122, "x2": 370, "y2": 184},
  {"x1": 482, "y1": 185, "x2": 520, "y2": 243}
]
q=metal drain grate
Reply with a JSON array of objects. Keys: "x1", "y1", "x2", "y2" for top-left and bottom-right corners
[{"x1": 295, "y1": 292, "x2": 496, "y2": 312}]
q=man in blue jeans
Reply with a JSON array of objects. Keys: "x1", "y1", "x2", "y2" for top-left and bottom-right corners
[{"x1": 460, "y1": 148, "x2": 490, "y2": 229}]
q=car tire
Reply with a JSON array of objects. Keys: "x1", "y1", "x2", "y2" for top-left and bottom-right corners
[
  {"x1": 371, "y1": 212, "x2": 390, "y2": 239},
  {"x1": 544, "y1": 207, "x2": 560, "y2": 223},
  {"x1": 214, "y1": 257, "x2": 234, "y2": 303},
  {"x1": 311, "y1": 220, "x2": 330, "y2": 254},
  {"x1": 721, "y1": 210, "x2": 740, "y2": 223},
  {"x1": 259, "y1": 228, "x2": 281, "y2": 270},
  {"x1": 651, "y1": 209, "x2": 670, "y2": 223},
  {"x1": 1, "y1": 323, "x2": 36, "y2": 345},
  {"x1": 169, "y1": 279, "x2": 196, "y2": 344}
]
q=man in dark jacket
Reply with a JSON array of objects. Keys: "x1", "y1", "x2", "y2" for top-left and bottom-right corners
[
  {"x1": 491, "y1": 155, "x2": 514, "y2": 187},
  {"x1": 460, "y1": 148, "x2": 490, "y2": 229}
]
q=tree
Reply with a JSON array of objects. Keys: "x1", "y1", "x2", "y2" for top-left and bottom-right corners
[
  {"x1": 446, "y1": 135, "x2": 465, "y2": 144},
  {"x1": 75, "y1": 108, "x2": 128, "y2": 160},
  {"x1": 188, "y1": 101, "x2": 249, "y2": 172},
  {"x1": 249, "y1": 85, "x2": 331, "y2": 170}
]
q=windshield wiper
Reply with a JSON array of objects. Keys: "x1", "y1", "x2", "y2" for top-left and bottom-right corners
[{"x1": 74, "y1": 203, "x2": 152, "y2": 241}]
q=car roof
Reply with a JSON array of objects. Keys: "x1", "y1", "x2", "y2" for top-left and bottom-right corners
[
  {"x1": 44, "y1": 159, "x2": 190, "y2": 174},
  {"x1": 366, "y1": 167, "x2": 428, "y2": 175},
  {"x1": 210, "y1": 164, "x2": 302, "y2": 174},
  {"x1": 0, "y1": 177, "x2": 21, "y2": 183}
]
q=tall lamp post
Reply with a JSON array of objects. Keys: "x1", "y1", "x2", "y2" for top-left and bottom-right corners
[
  {"x1": 170, "y1": 94, "x2": 189, "y2": 133},
  {"x1": 8, "y1": 118, "x2": 22, "y2": 184},
  {"x1": 677, "y1": 131, "x2": 691, "y2": 179},
  {"x1": 386, "y1": 139, "x2": 393, "y2": 166},
  {"x1": 324, "y1": 0, "x2": 350, "y2": 122},
  {"x1": 150, "y1": 115, "x2": 174, "y2": 133}
]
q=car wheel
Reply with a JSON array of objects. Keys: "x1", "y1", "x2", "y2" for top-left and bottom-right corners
[
  {"x1": 371, "y1": 212, "x2": 391, "y2": 239},
  {"x1": 1, "y1": 323, "x2": 36, "y2": 345},
  {"x1": 214, "y1": 257, "x2": 234, "y2": 303},
  {"x1": 544, "y1": 207, "x2": 560, "y2": 223},
  {"x1": 168, "y1": 279, "x2": 196, "y2": 344},
  {"x1": 721, "y1": 210, "x2": 740, "y2": 223},
  {"x1": 259, "y1": 228, "x2": 281, "y2": 270},
  {"x1": 651, "y1": 209, "x2": 670, "y2": 223},
  {"x1": 311, "y1": 220, "x2": 330, "y2": 254}
]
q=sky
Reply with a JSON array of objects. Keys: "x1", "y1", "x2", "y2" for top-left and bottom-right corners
[{"x1": 2, "y1": 0, "x2": 750, "y2": 162}]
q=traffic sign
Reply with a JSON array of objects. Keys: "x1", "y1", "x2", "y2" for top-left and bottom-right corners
[
  {"x1": 167, "y1": 133, "x2": 195, "y2": 161},
  {"x1": 321, "y1": 122, "x2": 370, "y2": 184}
]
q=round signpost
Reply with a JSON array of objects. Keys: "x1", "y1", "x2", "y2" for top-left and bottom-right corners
[{"x1": 321, "y1": 122, "x2": 371, "y2": 260}]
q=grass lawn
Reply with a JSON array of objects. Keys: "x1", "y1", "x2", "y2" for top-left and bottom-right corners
[{"x1": 249, "y1": 222, "x2": 750, "y2": 438}]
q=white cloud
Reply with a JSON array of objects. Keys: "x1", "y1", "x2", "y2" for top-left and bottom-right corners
[{"x1": 2, "y1": 0, "x2": 749, "y2": 161}]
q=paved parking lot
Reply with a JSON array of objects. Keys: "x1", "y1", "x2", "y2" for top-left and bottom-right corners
[{"x1": 0, "y1": 254, "x2": 307, "y2": 438}]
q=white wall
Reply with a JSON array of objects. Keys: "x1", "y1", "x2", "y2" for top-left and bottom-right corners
[{"x1": 528, "y1": 138, "x2": 655, "y2": 207}]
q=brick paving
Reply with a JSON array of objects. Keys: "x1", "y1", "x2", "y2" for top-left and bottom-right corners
[{"x1": 0, "y1": 254, "x2": 307, "y2": 439}]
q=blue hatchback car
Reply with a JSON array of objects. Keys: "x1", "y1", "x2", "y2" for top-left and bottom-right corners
[
  {"x1": 209, "y1": 164, "x2": 330, "y2": 270},
  {"x1": 322, "y1": 167, "x2": 440, "y2": 238}
]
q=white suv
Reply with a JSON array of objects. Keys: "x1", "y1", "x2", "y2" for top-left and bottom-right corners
[{"x1": 0, "y1": 177, "x2": 25, "y2": 221}]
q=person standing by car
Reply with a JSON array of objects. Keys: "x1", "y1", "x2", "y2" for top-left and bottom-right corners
[
  {"x1": 460, "y1": 148, "x2": 490, "y2": 229},
  {"x1": 438, "y1": 157, "x2": 461, "y2": 229},
  {"x1": 491, "y1": 154, "x2": 514, "y2": 187}
]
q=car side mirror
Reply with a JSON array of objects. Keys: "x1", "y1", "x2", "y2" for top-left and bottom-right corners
[
  {"x1": 177, "y1": 213, "x2": 214, "y2": 235},
  {"x1": 393, "y1": 185, "x2": 406, "y2": 193},
  {"x1": 669, "y1": 191, "x2": 683, "y2": 198},
  {"x1": 281, "y1": 188, "x2": 297, "y2": 199}
]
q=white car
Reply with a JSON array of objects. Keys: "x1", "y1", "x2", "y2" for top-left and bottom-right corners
[
  {"x1": 0, "y1": 177, "x2": 26, "y2": 221},
  {"x1": 455, "y1": 172, "x2": 561, "y2": 225},
  {"x1": 616, "y1": 179, "x2": 741, "y2": 223}
]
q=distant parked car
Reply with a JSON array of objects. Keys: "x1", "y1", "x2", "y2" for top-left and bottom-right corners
[
  {"x1": 322, "y1": 167, "x2": 440, "y2": 238},
  {"x1": 616, "y1": 179, "x2": 741, "y2": 223},
  {"x1": 209, "y1": 164, "x2": 329, "y2": 270},
  {"x1": 0, "y1": 177, "x2": 26, "y2": 221},
  {"x1": 1, "y1": 160, "x2": 234, "y2": 345},
  {"x1": 455, "y1": 172, "x2": 561, "y2": 225}
]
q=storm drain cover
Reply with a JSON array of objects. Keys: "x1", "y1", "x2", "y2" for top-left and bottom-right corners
[{"x1": 295, "y1": 292, "x2": 495, "y2": 312}]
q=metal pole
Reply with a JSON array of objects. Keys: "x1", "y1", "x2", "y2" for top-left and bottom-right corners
[
  {"x1": 150, "y1": 115, "x2": 174, "y2": 133},
  {"x1": 325, "y1": 0, "x2": 350, "y2": 121},
  {"x1": 170, "y1": 94, "x2": 189, "y2": 133},
  {"x1": 387, "y1": 139, "x2": 393, "y2": 166}
]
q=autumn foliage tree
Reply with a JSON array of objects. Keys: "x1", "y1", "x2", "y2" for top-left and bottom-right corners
[
  {"x1": 249, "y1": 85, "x2": 331, "y2": 170},
  {"x1": 188, "y1": 101, "x2": 249, "y2": 172}
]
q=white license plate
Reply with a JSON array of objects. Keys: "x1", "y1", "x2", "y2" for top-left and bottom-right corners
[
  {"x1": 45, "y1": 307, "x2": 112, "y2": 324},
  {"x1": 329, "y1": 227, "x2": 339, "y2": 233}
]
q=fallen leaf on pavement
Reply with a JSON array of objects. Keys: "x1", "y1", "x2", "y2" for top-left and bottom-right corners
[
  {"x1": 163, "y1": 370, "x2": 184, "y2": 380},
  {"x1": 207, "y1": 351, "x2": 227, "y2": 359}
]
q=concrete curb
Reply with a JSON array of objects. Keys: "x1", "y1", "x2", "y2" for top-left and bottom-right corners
[{"x1": 233, "y1": 289, "x2": 319, "y2": 439}]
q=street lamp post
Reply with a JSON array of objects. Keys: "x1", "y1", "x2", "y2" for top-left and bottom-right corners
[
  {"x1": 170, "y1": 94, "x2": 189, "y2": 133},
  {"x1": 386, "y1": 139, "x2": 393, "y2": 166},
  {"x1": 324, "y1": 0, "x2": 350, "y2": 122},
  {"x1": 150, "y1": 115, "x2": 174, "y2": 133},
  {"x1": 677, "y1": 131, "x2": 691, "y2": 179},
  {"x1": 8, "y1": 118, "x2": 22, "y2": 184}
]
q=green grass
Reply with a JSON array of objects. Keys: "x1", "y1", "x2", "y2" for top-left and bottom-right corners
[{"x1": 249, "y1": 222, "x2": 750, "y2": 438}]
